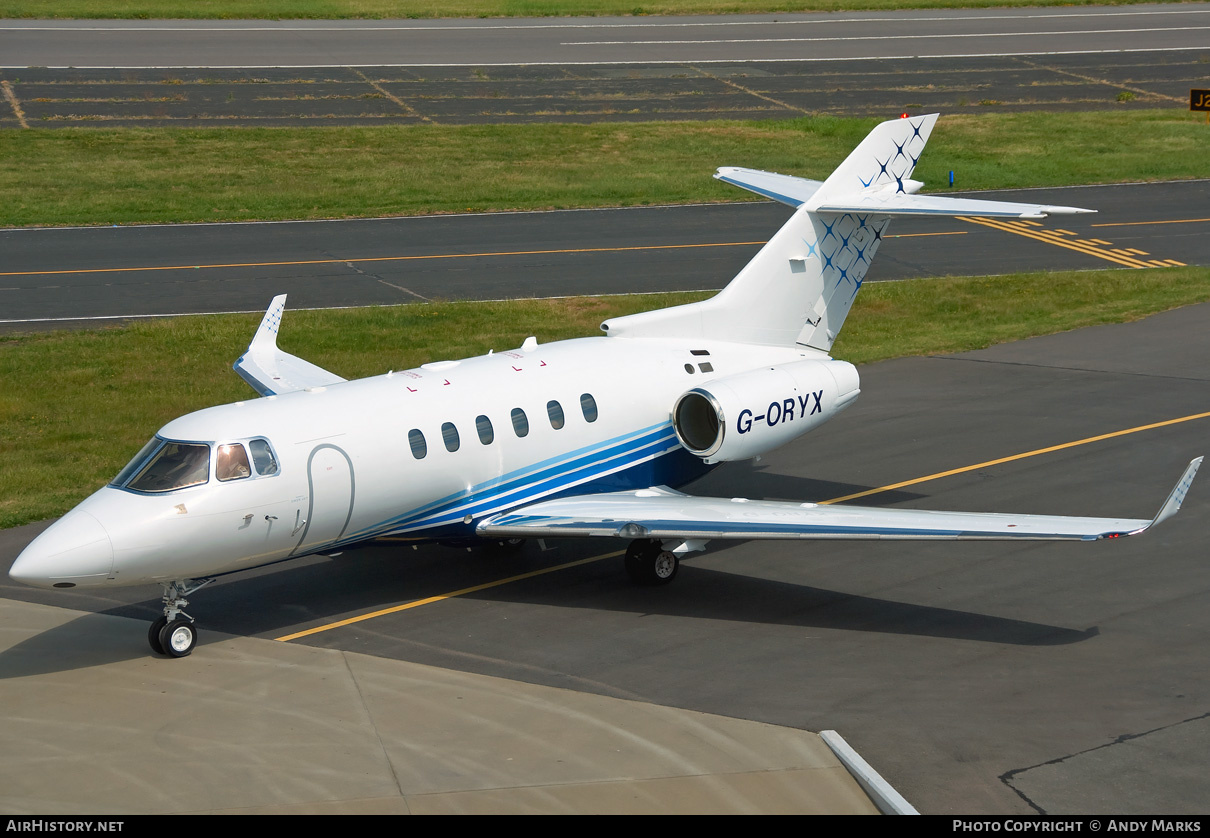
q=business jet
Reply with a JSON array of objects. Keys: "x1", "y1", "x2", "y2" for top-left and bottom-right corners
[{"x1": 9, "y1": 114, "x2": 1201, "y2": 658}]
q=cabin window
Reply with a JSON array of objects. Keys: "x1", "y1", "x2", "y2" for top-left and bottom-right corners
[
  {"x1": 125, "y1": 442, "x2": 211, "y2": 493},
  {"x1": 580, "y1": 393, "x2": 598, "y2": 423},
  {"x1": 216, "y1": 443, "x2": 252, "y2": 482},
  {"x1": 408, "y1": 429, "x2": 427, "y2": 460},
  {"x1": 442, "y1": 422, "x2": 460, "y2": 453},
  {"x1": 547, "y1": 400, "x2": 565, "y2": 430},
  {"x1": 476, "y1": 415, "x2": 494, "y2": 445},
  {"x1": 511, "y1": 408, "x2": 529, "y2": 438},
  {"x1": 249, "y1": 438, "x2": 279, "y2": 476}
]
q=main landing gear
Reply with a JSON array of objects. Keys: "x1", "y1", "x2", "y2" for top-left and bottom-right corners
[
  {"x1": 148, "y1": 578, "x2": 213, "y2": 658},
  {"x1": 624, "y1": 539, "x2": 680, "y2": 586}
]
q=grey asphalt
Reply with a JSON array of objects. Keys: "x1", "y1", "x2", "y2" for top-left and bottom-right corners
[
  {"x1": 3, "y1": 49, "x2": 1206, "y2": 128},
  {"x1": 4, "y1": 5, "x2": 1210, "y2": 67},
  {"x1": 2, "y1": 302, "x2": 1208, "y2": 814},
  {"x1": 2, "y1": 180, "x2": 1206, "y2": 329}
]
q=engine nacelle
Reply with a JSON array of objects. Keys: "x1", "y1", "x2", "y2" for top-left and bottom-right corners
[{"x1": 672, "y1": 359, "x2": 860, "y2": 463}]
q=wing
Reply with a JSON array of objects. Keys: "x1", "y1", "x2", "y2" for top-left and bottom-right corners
[
  {"x1": 233, "y1": 295, "x2": 347, "y2": 396},
  {"x1": 477, "y1": 458, "x2": 1201, "y2": 543}
]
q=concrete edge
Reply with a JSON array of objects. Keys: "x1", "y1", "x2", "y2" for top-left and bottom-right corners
[{"x1": 820, "y1": 730, "x2": 919, "y2": 815}]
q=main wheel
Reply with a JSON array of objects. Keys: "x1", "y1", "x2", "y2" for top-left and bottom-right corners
[
  {"x1": 624, "y1": 540, "x2": 679, "y2": 586},
  {"x1": 158, "y1": 618, "x2": 197, "y2": 658},
  {"x1": 147, "y1": 616, "x2": 168, "y2": 655}
]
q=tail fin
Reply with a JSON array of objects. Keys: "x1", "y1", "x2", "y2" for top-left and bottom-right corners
[{"x1": 603, "y1": 114, "x2": 1091, "y2": 352}]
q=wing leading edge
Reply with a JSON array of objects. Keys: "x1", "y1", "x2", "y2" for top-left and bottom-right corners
[{"x1": 477, "y1": 458, "x2": 1202, "y2": 543}]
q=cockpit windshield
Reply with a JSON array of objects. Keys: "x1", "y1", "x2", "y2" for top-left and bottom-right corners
[
  {"x1": 110, "y1": 435, "x2": 279, "y2": 493},
  {"x1": 110, "y1": 437, "x2": 164, "y2": 488},
  {"x1": 116, "y1": 439, "x2": 211, "y2": 493}
]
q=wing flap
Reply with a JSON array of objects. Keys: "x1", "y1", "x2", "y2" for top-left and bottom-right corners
[
  {"x1": 477, "y1": 461, "x2": 1200, "y2": 543},
  {"x1": 233, "y1": 295, "x2": 347, "y2": 396}
]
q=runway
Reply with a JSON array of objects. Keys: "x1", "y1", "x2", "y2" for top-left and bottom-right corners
[
  {"x1": 5, "y1": 6, "x2": 1210, "y2": 67},
  {"x1": 2, "y1": 50, "x2": 1207, "y2": 128},
  {"x1": 2, "y1": 302, "x2": 1208, "y2": 814},
  {"x1": 2, "y1": 5, "x2": 1206, "y2": 130}
]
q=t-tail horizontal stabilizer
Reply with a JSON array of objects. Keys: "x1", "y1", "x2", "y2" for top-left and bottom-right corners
[
  {"x1": 233, "y1": 294, "x2": 347, "y2": 396},
  {"x1": 605, "y1": 114, "x2": 1094, "y2": 353},
  {"x1": 477, "y1": 459, "x2": 1202, "y2": 544}
]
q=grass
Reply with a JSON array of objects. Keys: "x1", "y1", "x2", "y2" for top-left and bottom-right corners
[
  {"x1": 0, "y1": 0, "x2": 1176, "y2": 19},
  {"x1": 3, "y1": 266, "x2": 1208, "y2": 529},
  {"x1": 3, "y1": 111, "x2": 1208, "y2": 227}
]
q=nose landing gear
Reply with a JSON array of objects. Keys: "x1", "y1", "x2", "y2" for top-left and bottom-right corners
[{"x1": 148, "y1": 578, "x2": 213, "y2": 657}]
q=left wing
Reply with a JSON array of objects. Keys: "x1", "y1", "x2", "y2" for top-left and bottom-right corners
[
  {"x1": 234, "y1": 295, "x2": 347, "y2": 396},
  {"x1": 477, "y1": 458, "x2": 1201, "y2": 543}
]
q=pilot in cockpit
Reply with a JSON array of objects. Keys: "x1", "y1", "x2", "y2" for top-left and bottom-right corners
[{"x1": 216, "y1": 443, "x2": 252, "y2": 482}]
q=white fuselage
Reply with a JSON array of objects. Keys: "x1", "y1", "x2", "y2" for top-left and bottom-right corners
[{"x1": 12, "y1": 335, "x2": 854, "y2": 589}]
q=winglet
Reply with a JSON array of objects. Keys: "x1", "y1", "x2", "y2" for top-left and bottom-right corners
[
  {"x1": 248, "y1": 293, "x2": 288, "y2": 355},
  {"x1": 1101, "y1": 456, "x2": 1203, "y2": 539},
  {"x1": 1148, "y1": 456, "x2": 1202, "y2": 531},
  {"x1": 233, "y1": 295, "x2": 347, "y2": 396}
]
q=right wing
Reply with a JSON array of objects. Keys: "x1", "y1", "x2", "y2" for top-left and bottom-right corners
[
  {"x1": 233, "y1": 295, "x2": 347, "y2": 396},
  {"x1": 477, "y1": 458, "x2": 1202, "y2": 543}
]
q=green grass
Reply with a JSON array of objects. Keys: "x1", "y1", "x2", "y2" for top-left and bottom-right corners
[
  {"x1": 3, "y1": 266, "x2": 1208, "y2": 529},
  {"x1": 0, "y1": 0, "x2": 1176, "y2": 19},
  {"x1": 3, "y1": 111, "x2": 1207, "y2": 227}
]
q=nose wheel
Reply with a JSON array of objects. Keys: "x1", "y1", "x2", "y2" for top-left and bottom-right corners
[
  {"x1": 148, "y1": 578, "x2": 212, "y2": 657},
  {"x1": 159, "y1": 619, "x2": 198, "y2": 657},
  {"x1": 624, "y1": 539, "x2": 679, "y2": 586}
]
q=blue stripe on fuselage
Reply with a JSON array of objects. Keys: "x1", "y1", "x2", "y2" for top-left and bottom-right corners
[{"x1": 344, "y1": 422, "x2": 702, "y2": 542}]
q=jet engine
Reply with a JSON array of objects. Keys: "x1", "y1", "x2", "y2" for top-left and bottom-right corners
[{"x1": 672, "y1": 359, "x2": 859, "y2": 463}]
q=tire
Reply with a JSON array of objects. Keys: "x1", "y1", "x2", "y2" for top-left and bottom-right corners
[
  {"x1": 148, "y1": 616, "x2": 168, "y2": 655},
  {"x1": 158, "y1": 618, "x2": 197, "y2": 658},
  {"x1": 625, "y1": 540, "x2": 678, "y2": 586}
]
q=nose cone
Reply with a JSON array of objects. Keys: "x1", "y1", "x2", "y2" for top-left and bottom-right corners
[{"x1": 10, "y1": 510, "x2": 114, "y2": 588}]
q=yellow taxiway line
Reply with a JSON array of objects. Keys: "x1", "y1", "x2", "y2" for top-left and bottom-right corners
[
  {"x1": 0, "y1": 231, "x2": 969, "y2": 279},
  {"x1": 961, "y1": 215, "x2": 1193, "y2": 269},
  {"x1": 6, "y1": 213, "x2": 1204, "y2": 280},
  {"x1": 275, "y1": 552, "x2": 623, "y2": 641},
  {"x1": 276, "y1": 409, "x2": 1210, "y2": 642},
  {"x1": 823, "y1": 411, "x2": 1210, "y2": 505},
  {"x1": 1091, "y1": 218, "x2": 1210, "y2": 228}
]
